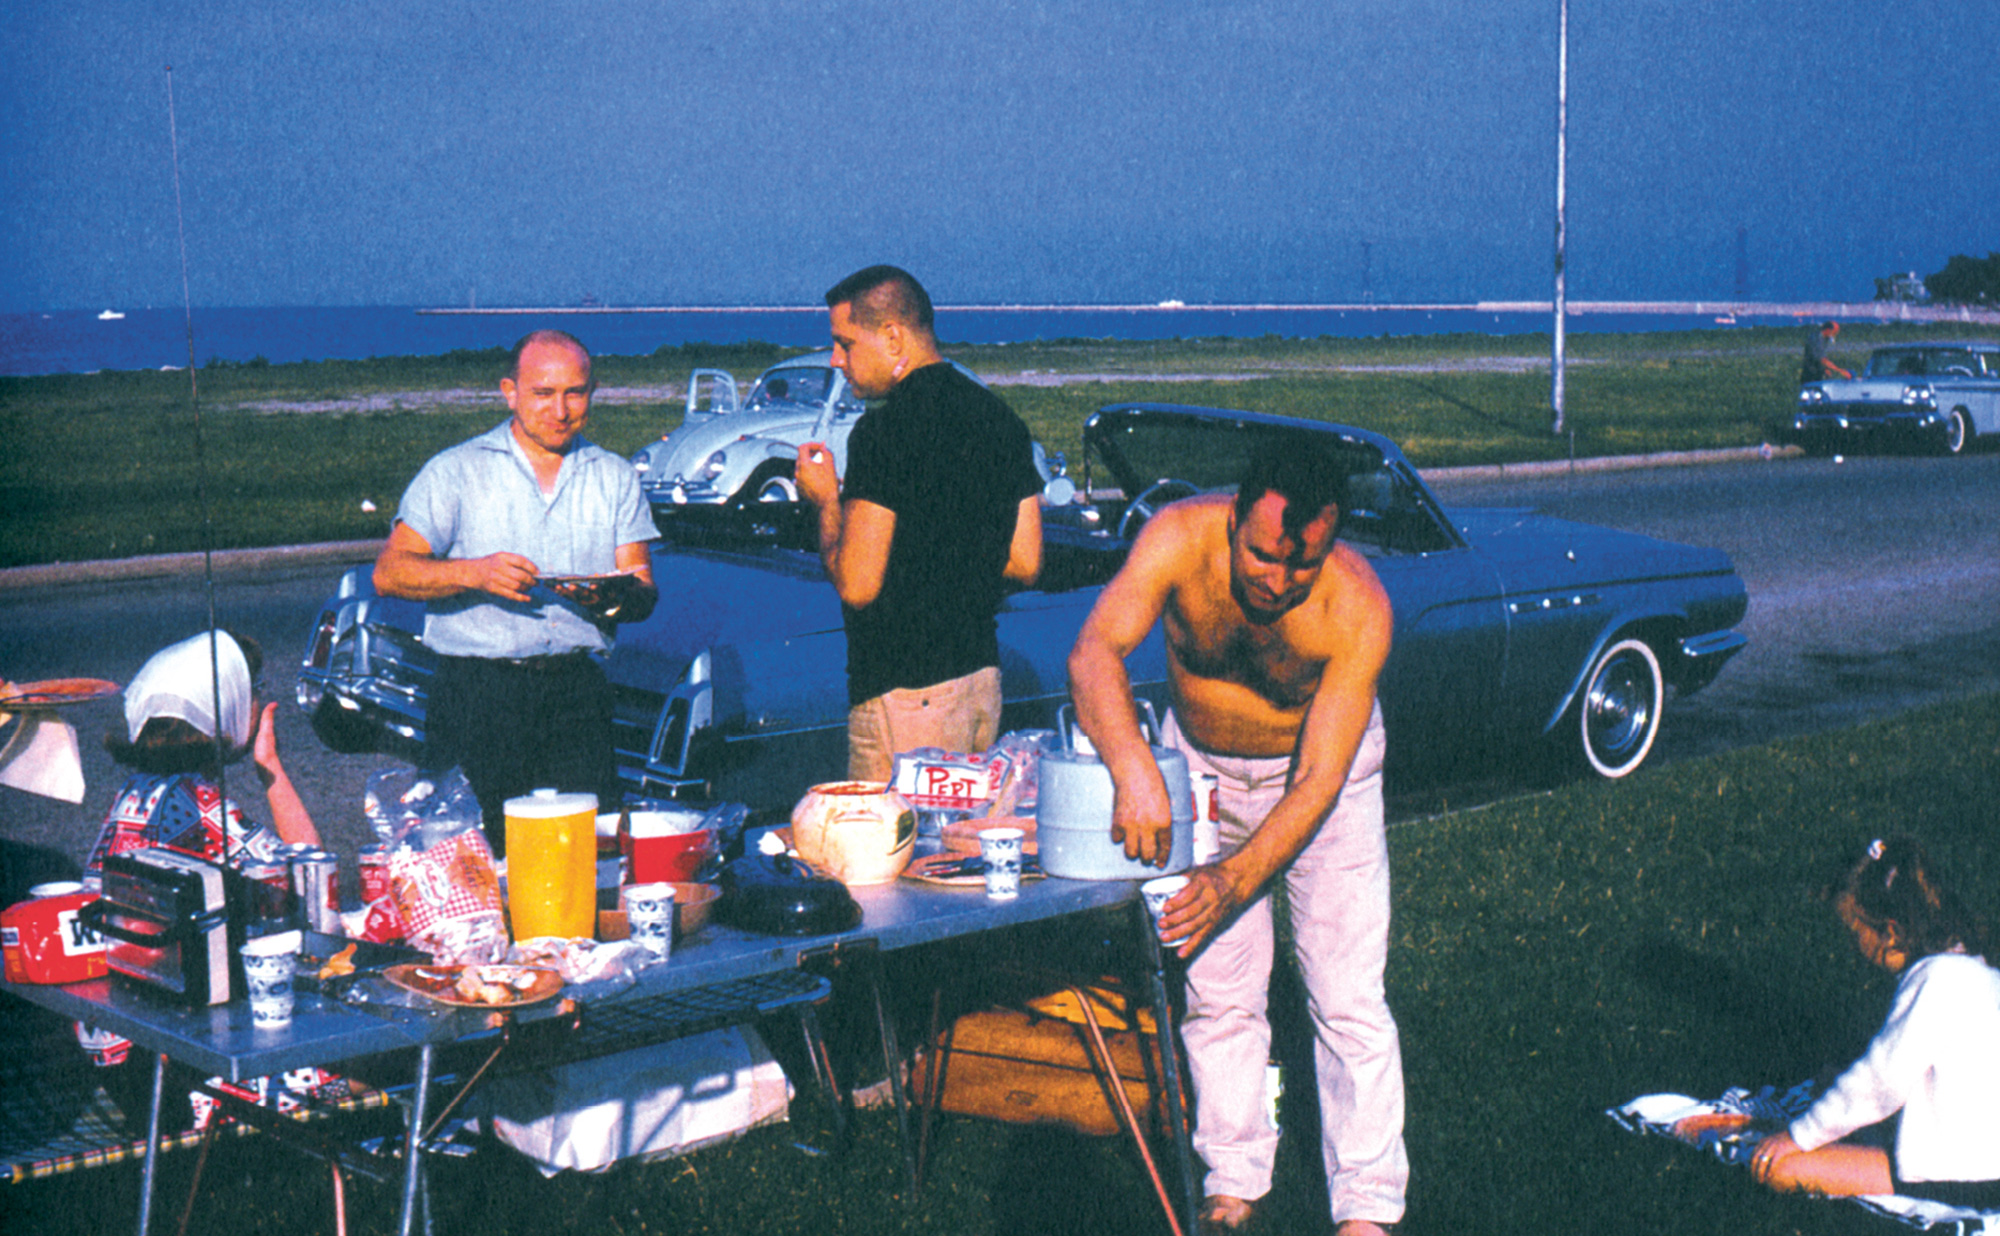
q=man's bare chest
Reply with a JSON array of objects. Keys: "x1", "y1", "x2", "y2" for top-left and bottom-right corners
[{"x1": 1166, "y1": 609, "x2": 1325, "y2": 710}]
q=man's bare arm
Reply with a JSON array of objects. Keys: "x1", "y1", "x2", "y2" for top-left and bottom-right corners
[
  {"x1": 607, "y1": 540, "x2": 659, "y2": 624},
  {"x1": 372, "y1": 522, "x2": 539, "y2": 604},
  {"x1": 1067, "y1": 509, "x2": 1192, "y2": 864},
  {"x1": 795, "y1": 442, "x2": 896, "y2": 609},
  {"x1": 1003, "y1": 495, "x2": 1042, "y2": 588},
  {"x1": 1157, "y1": 557, "x2": 1392, "y2": 956}
]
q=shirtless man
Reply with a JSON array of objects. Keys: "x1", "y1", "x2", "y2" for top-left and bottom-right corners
[{"x1": 1067, "y1": 437, "x2": 1406, "y2": 1236}]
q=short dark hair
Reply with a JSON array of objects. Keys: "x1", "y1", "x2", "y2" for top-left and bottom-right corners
[
  {"x1": 508, "y1": 329, "x2": 593, "y2": 380},
  {"x1": 824, "y1": 265, "x2": 935, "y2": 334},
  {"x1": 1233, "y1": 434, "x2": 1353, "y2": 542},
  {"x1": 104, "y1": 632, "x2": 265, "y2": 775},
  {"x1": 1836, "y1": 835, "x2": 1987, "y2": 960}
]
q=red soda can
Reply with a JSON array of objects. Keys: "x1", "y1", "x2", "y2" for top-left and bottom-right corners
[
  {"x1": 358, "y1": 843, "x2": 390, "y2": 904},
  {"x1": 239, "y1": 860, "x2": 298, "y2": 934}
]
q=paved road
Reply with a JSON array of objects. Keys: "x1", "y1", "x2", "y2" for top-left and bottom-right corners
[
  {"x1": 4, "y1": 451, "x2": 1996, "y2": 879},
  {"x1": 1428, "y1": 450, "x2": 2000, "y2": 768}
]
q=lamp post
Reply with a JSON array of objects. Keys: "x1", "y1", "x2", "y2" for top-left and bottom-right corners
[{"x1": 1551, "y1": 0, "x2": 1568, "y2": 436}]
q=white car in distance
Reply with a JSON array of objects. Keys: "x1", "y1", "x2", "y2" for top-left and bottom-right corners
[{"x1": 631, "y1": 350, "x2": 1070, "y2": 506}]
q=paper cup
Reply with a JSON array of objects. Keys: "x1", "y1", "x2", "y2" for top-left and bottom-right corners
[
  {"x1": 622, "y1": 882, "x2": 677, "y2": 960},
  {"x1": 1140, "y1": 875, "x2": 1191, "y2": 948},
  {"x1": 241, "y1": 931, "x2": 301, "y2": 1027},
  {"x1": 978, "y1": 827, "x2": 1025, "y2": 899}
]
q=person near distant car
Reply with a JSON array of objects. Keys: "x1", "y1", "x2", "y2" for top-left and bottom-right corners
[
  {"x1": 1066, "y1": 436, "x2": 1407, "y2": 1236},
  {"x1": 373, "y1": 329, "x2": 659, "y2": 851},
  {"x1": 796, "y1": 265, "x2": 1043, "y2": 780},
  {"x1": 1802, "y1": 320, "x2": 1853, "y2": 383}
]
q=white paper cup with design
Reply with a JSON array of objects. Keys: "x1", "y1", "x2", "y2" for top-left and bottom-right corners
[
  {"x1": 978, "y1": 827, "x2": 1025, "y2": 899},
  {"x1": 1141, "y1": 875, "x2": 1192, "y2": 948},
  {"x1": 241, "y1": 931, "x2": 302, "y2": 1028},
  {"x1": 622, "y1": 883, "x2": 677, "y2": 960}
]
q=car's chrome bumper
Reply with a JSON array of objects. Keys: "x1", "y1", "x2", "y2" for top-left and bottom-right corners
[
  {"x1": 1675, "y1": 629, "x2": 1747, "y2": 693},
  {"x1": 1789, "y1": 408, "x2": 1950, "y2": 445},
  {"x1": 641, "y1": 478, "x2": 729, "y2": 505}
]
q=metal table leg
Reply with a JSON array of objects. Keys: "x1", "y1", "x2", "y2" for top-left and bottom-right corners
[
  {"x1": 1136, "y1": 901, "x2": 1201, "y2": 1236},
  {"x1": 134, "y1": 1050, "x2": 167, "y2": 1236},
  {"x1": 398, "y1": 1043, "x2": 434, "y2": 1236},
  {"x1": 864, "y1": 952, "x2": 916, "y2": 1192}
]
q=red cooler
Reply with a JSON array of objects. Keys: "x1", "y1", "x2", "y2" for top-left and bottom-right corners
[{"x1": 2, "y1": 882, "x2": 108, "y2": 984}]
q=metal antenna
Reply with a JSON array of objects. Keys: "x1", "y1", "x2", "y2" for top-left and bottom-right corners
[{"x1": 166, "y1": 66, "x2": 230, "y2": 814}]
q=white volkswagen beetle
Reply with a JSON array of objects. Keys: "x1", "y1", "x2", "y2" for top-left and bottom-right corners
[{"x1": 632, "y1": 349, "x2": 1068, "y2": 506}]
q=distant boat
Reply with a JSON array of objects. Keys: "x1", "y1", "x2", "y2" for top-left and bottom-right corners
[
  {"x1": 1155, "y1": 299, "x2": 1186, "y2": 309},
  {"x1": 97, "y1": 309, "x2": 125, "y2": 321}
]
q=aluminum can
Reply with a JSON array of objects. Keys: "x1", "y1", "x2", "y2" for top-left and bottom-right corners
[
  {"x1": 357, "y1": 843, "x2": 390, "y2": 904},
  {"x1": 238, "y1": 860, "x2": 298, "y2": 935},
  {"x1": 289, "y1": 849, "x2": 343, "y2": 935},
  {"x1": 1192, "y1": 772, "x2": 1222, "y2": 864}
]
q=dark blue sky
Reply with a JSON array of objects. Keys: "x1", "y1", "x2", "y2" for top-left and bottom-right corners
[{"x1": 3, "y1": 0, "x2": 1990, "y2": 312}]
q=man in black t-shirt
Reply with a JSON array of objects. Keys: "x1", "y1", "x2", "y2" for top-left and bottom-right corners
[{"x1": 796, "y1": 266, "x2": 1044, "y2": 781}]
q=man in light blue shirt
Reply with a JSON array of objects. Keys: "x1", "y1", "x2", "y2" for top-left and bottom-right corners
[{"x1": 375, "y1": 330, "x2": 660, "y2": 849}]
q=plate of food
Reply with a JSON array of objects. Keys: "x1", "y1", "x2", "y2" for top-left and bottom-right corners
[
  {"x1": 902, "y1": 851, "x2": 1045, "y2": 887},
  {"x1": 382, "y1": 963, "x2": 564, "y2": 1008},
  {"x1": 939, "y1": 817, "x2": 1037, "y2": 856},
  {"x1": 541, "y1": 572, "x2": 647, "y2": 621},
  {"x1": 0, "y1": 678, "x2": 121, "y2": 709}
]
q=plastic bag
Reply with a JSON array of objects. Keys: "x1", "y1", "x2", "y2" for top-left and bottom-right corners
[{"x1": 368, "y1": 767, "x2": 509, "y2": 964}]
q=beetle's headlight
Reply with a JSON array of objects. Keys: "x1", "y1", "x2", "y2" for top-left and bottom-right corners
[{"x1": 700, "y1": 449, "x2": 728, "y2": 480}]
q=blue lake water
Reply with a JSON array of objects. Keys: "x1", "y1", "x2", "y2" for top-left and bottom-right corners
[{"x1": 0, "y1": 304, "x2": 1799, "y2": 378}]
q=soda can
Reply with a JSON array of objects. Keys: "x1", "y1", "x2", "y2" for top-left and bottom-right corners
[
  {"x1": 357, "y1": 843, "x2": 390, "y2": 904},
  {"x1": 239, "y1": 860, "x2": 298, "y2": 935},
  {"x1": 290, "y1": 850, "x2": 342, "y2": 935},
  {"x1": 1192, "y1": 772, "x2": 1221, "y2": 864}
]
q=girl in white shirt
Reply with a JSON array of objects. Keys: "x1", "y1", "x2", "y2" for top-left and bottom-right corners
[{"x1": 1750, "y1": 836, "x2": 2000, "y2": 1210}]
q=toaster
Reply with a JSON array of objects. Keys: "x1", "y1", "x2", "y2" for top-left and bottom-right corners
[{"x1": 81, "y1": 849, "x2": 247, "y2": 1006}]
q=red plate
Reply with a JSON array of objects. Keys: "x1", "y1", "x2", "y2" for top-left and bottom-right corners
[{"x1": 0, "y1": 678, "x2": 121, "y2": 708}]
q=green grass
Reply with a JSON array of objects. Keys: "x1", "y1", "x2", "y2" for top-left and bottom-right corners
[
  {"x1": 5, "y1": 323, "x2": 1994, "y2": 568},
  {"x1": 6, "y1": 692, "x2": 1994, "y2": 1235}
]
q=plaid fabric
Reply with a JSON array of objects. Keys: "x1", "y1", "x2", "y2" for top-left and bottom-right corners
[{"x1": 0, "y1": 1061, "x2": 390, "y2": 1185}]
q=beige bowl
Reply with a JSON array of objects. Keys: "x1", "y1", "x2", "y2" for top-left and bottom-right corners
[
  {"x1": 668, "y1": 882, "x2": 719, "y2": 936},
  {"x1": 599, "y1": 882, "x2": 719, "y2": 941}
]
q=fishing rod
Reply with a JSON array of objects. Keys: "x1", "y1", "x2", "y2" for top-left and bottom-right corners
[{"x1": 165, "y1": 65, "x2": 232, "y2": 816}]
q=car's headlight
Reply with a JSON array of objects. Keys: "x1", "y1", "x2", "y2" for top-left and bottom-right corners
[
  {"x1": 1797, "y1": 387, "x2": 1825, "y2": 406},
  {"x1": 700, "y1": 449, "x2": 728, "y2": 480},
  {"x1": 1901, "y1": 384, "x2": 1935, "y2": 408}
]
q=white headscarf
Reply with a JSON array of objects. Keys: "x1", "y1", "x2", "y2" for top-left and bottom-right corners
[{"x1": 123, "y1": 631, "x2": 254, "y2": 750}]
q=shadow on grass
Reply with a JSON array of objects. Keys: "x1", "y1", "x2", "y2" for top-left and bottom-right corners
[{"x1": 1625, "y1": 937, "x2": 1869, "y2": 1084}]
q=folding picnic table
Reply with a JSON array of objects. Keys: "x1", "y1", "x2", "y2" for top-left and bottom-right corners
[{"x1": 2, "y1": 872, "x2": 1199, "y2": 1236}]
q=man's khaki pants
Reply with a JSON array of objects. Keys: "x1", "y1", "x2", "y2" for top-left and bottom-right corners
[{"x1": 846, "y1": 666, "x2": 1003, "y2": 782}]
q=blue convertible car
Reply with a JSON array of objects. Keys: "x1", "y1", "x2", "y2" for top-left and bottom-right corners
[{"x1": 298, "y1": 403, "x2": 1748, "y2": 807}]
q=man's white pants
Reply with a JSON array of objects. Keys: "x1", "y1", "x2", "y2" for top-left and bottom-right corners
[{"x1": 1167, "y1": 706, "x2": 1407, "y2": 1226}]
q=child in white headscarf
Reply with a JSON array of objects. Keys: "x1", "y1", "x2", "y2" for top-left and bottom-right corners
[
  {"x1": 74, "y1": 630, "x2": 326, "y2": 1105},
  {"x1": 81, "y1": 630, "x2": 319, "y2": 888}
]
